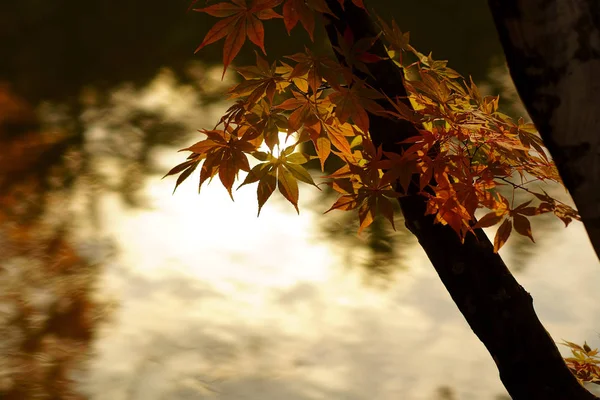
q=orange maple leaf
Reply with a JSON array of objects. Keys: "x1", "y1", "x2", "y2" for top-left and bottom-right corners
[
  {"x1": 172, "y1": 127, "x2": 258, "y2": 198},
  {"x1": 328, "y1": 81, "x2": 385, "y2": 133},
  {"x1": 194, "y1": 0, "x2": 283, "y2": 76},
  {"x1": 229, "y1": 52, "x2": 290, "y2": 105},
  {"x1": 285, "y1": 48, "x2": 342, "y2": 93},
  {"x1": 282, "y1": 0, "x2": 333, "y2": 40}
]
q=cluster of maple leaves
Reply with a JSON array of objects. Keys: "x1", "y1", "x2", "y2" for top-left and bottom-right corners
[
  {"x1": 167, "y1": 0, "x2": 580, "y2": 253},
  {"x1": 562, "y1": 341, "x2": 600, "y2": 386}
]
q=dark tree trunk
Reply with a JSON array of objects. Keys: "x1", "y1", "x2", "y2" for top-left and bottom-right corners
[
  {"x1": 322, "y1": 1, "x2": 599, "y2": 399},
  {"x1": 488, "y1": 0, "x2": 600, "y2": 260}
]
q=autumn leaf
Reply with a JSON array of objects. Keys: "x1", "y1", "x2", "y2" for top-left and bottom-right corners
[
  {"x1": 194, "y1": 0, "x2": 283, "y2": 76},
  {"x1": 358, "y1": 197, "x2": 376, "y2": 233},
  {"x1": 380, "y1": 159, "x2": 416, "y2": 194},
  {"x1": 244, "y1": 100, "x2": 289, "y2": 149},
  {"x1": 314, "y1": 134, "x2": 331, "y2": 171},
  {"x1": 284, "y1": 162, "x2": 317, "y2": 186},
  {"x1": 513, "y1": 214, "x2": 534, "y2": 242},
  {"x1": 171, "y1": 128, "x2": 257, "y2": 198},
  {"x1": 376, "y1": 16, "x2": 411, "y2": 54},
  {"x1": 377, "y1": 195, "x2": 396, "y2": 230},
  {"x1": 239, "y1": 160, "x2": 271, "y2": 187},
  {"x1": 323, "y1": 118, "x2": 354, "y2": 155},
  {"x1": 164, "y1": 158, "x2": 199, "y2": 179},
  {"x1": 494, "y1": 218, "x2": 512, "y2": 253},
  {"x1": 324, "y1": 161, "x2": 397, "y2": 233},
  {"x1": 277, "y1": 165, "x2": 300, "y2": 212},
  {"x1": 473, "y1": 211, "x2": 505, "y2": 229},
  {"x1": 281, "y1": 148, "x2": 319, "y2": 187},
  {"x1": 229, "y1": 52, "x2": 290, "y2": 104},
  {"x1": 325, "y1": 195, "x2": 358, "y2": 213},
  {"x1": 277, "y1": 90, "x2": 332, "y2": 133},
  {"x1": 218, "y1": 154, "x2": 238, "y2": 198},
  {"x1": 238, "y1": 144, "x2": 317, "y2": 214},
  {"x1": 165, "y1": 159, "x2": 200, "y2": 194},
  {"x1": 282, "y1": 0, "x2": 335, "y2": 40},
  {"x1": 285, "y1": 48, "x2": 342, "y2": 93},
  {"x1": 333, "y1": 26, "x2": 384, "y2": 76},
  {"x1": 257, "y1": 171, "x2": 277, "y2": 215},
  {"x1": 328, "y1": 81, "x2": 384, "y2": 133},
  {"x1": 512, "y1": 200, "x2": 537, "y2": 217}
]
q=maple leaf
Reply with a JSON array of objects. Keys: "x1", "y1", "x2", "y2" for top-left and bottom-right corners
[
  {"x1": 473, "y1": 210, "x2": 506, "y2": 229},
  {"x1": 194, "y1": 0, "x2": 283, "y2": 76},
  {"x1": 277, "y1": 165, "x2": 300, "y2": 212},
  {"x1": 385, "y1": 93, "x2": 423, "y2": 125},
  {"x1": 277, "y1": 91, "x2": 358, "y2": 170},
  {"x1": 217, "y1": 99, "x2": 248, "y2": 128},
  {"x1": 323, "y1": 117, "x2": 354, "y2": 156},
  {"x1": 328, "y1": 81, "x2": 385, "y2": 133},
  {"x1": 229, "y1": 52, "x2": 291, "y2": 104},
  {"x1": 277, "y1": 90, "x2": 332, "y2": 133},
  {"x1": 172, "y1": 127, "x2": 258, "y2": 198},
  {"x1": 239, "y1": 145, "x2": 317, "y2": 214},
  {"x1": 375, "y1": 16, "x2": 411, "y2": 54},
  {"x1": 256, "y1": 171, "x2": 278, "y2": 215},
  {"x1": 512, "y1": 214, "x2": 534, "y2": 242},
  {"x1": 282, "y1": 0, "x2": 334, "y2": 40},
  {"x1": 494, "y1": 218, "x2": 512, "y2": 252},
  {"x1": 244, "y1": 100, "x2": 289, "y2": 150},
  {"x1": 164, "y1": 156, "x2": 203, "y2": 194},
  {"x1": 325, "y1": 161, "x2": 398, "y2": 233},
  {"x1": 282, "y1": 0, "x2": 314, "y2": 40},
  {"x1": 285, "y1": 48, "x2": 342, "y2": 93},
  {"x1": 561, "y1": 341, "x2": 600, "y2": 384},
  {"x1": 378, "y1": 151, "x2": 419, "y2": 194},
  {"x1": 333, "y1": 26, "x2": 384, "y2": 76}
]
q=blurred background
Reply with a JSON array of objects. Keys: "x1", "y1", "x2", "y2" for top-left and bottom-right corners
[{"x1": 0, "y1": 1, "x2": 599, "y2": 399}]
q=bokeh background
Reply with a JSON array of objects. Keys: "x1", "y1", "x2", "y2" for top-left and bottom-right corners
[{"x1": 0, "y1": 1, "x2": 599, "y2": 399}]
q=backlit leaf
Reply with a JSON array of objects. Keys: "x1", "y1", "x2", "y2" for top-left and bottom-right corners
[
  {"x1": 257, "y1": 172, "x2": 277, "y2": 215},
  {"x1": 328, "y1": 83, "x2": 384, "y2": 133},
  {"x1": 378, "y1": 196, "x2": 396, "y2": 230},
  {"x1": 325, "y1": 195, "x2": 358, "y2": 213},
  {"x1": 277, "y1": 165, "x2": 300, "y2": 213},
  {"x1": 222, "y1": 17, "x2": 248, "y2": 76},
  {"x1": 284, "y1": 163, "x2": 318, "y2": 187},
  {"x1": 194, "y1": 0, "x2": 283, "y2": 76},
  {"x1": 473, "y1": 211, "x2": 505, "y2": 229},
  {"x1": 358, "y1": 197, "x2": 376, "y2": 233},
  {"x1": 285, "y1": 152, "x2": 311, "y2": 164},
  {"x1": 513, "y1": 214, "x2": 534, "y2": 242},
  {"x1": 173, "y1": 164, "x2": 197, "y2": 194},
  {"x1": 315, "y1": 135, "x2": 331, "y2": 171},
  {"x1": 218, "y1": 155, "x2": 238, "y2": 199},
  {"x1": 239, "y1": 162, "x2": 271, "y2": 187},
  {"x1": 493, "y1": 218, "x2": 512, "y2": 253},
  {"x1": 283, "y1": 0, "x2": 316, "y2": 40}
]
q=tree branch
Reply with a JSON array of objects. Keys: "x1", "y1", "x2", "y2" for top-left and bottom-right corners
[{"x1": 322, "y1": 1, "x2": 598, "y2": 398}]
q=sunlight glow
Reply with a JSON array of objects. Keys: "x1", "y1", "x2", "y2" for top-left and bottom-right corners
[{"x1": 259, "y1": 131, "x2": 297, "y2": 158}]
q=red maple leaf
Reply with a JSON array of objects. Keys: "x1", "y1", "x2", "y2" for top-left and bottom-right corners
[{"x1": 194, "y1": 0, "x2": 283, "y2": 76}]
